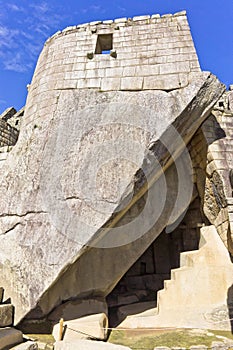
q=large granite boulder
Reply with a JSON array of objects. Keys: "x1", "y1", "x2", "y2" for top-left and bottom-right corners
[{"x1": 0, "y1": 69, "x2": 224, "y2": 324}]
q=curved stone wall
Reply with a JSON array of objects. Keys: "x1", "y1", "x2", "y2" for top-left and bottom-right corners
[{"x1": 25, "y1": 11, "x2": 200, "y2": 126}]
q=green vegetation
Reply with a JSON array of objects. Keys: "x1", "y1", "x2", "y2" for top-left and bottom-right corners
[
  {"x1": 108, "y1": 328, "x2": 233, "y2": 349},
  {"x1": 25, "y1": 334, "x2": 54, "y2": 350}
]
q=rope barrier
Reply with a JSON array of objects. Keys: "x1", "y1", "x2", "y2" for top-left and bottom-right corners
[
  {"x1": 63, "y1": 324, "x2": 233, "y2": 350},
  {"x1": 61, "y1": 317, "x2": 233, "y2": 349},
  {"x1": 66, "y1": 326, "x2": 101, "y2": 341}
]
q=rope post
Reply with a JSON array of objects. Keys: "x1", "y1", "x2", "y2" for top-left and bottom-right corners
[{"x1": 59, "y1": 318, "x2": 64, "y2": 341}]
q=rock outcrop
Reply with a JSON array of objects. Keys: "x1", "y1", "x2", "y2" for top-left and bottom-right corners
[{"x1": 0, "y1": 12, "x2": 231, "y2": 333}]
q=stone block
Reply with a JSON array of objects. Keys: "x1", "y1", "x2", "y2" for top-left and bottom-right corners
[
  {"x1": 101, "y1": 77, "x2": 121, "y2": 91},
  {"x1": 48, "y1": 298, "x2": 107, "y2": 322},
  {"x1": 0, "y1": 304, "x2": 13, "y2": 327},
  {"x1": 119, "y1": 58, "x2": 141, "y2": 66},
  {"x1": 161, "y1": 14, "x2": 172, "y2": 18},
  {"x1": 180, "y1": 46, "x2": 197, "y2": 54},
  {"x1": 90, "y1": 21, "x2": 102, "y2": 26},
  {"x1": 135, "y1": 65, "x2": 159, "y2": 76},
  {"x1": 154, "y1": 348, "x2": 170, "y2": 350},
  {"x1": 117, "y1": 294, "x2": 139, "y2": 306},
  {"x1": 133, "y1": 15, "x2": 151, "y2": 21},
  {"x1": 189, "y1": 346, "x2": 207, "y2": 350},
  {"x1": 118, "y1": 301, "x2": 156, "y2": 319},
  {"x1": 0, "y1": 327, "x2": 23, "y2": 349},
  {"x1": 86, "y1": 69, "x2": 105, "y2": 79},
  {"x1": 105, "y1": 67, "x2": 124, "y2": 77},
  {"x1": 65, "y1": 71, "x2": 86, "y2": 80},
  {"x1": 103, "y1": 20, "x2": 113, "y2": 24},
  {"x1": 114, "y1": 17, "x2": 127, "y2": 23},
  {"x1": 174, "y1": 10, "x2": 187, "y2": 16},
  {"x1": 123, "y1": 66, "x2": 136, "y2": 77},
  {"x1": 228, "y1": 91, "x2": 233, "y2": 111},
  {"x1": 53, "y1": 313, "x2": 108, "y2": 341},
  {"x1": 151, "y1": 14, "x2": 161, "y2": 19},
  {"x1": 159, "y1": 62, "x2": 190, "y2": 75},
  {"x1": 121, "y1": 77, "x2": 143, "y2": 90},
  {"x1": 77, "y1": 78, "x2": 101, "y2": 89},
  {"x1": 117, "y1": 52, "x2": 138, "y2": 60},
  {"x1": 54, "y1": 340, "x2": 132, "y2": 349},
  {"x1": 144, "y1": 74, "x2": 184, "y2": 90},
  {"x1": 10, "y1": 341, "x2": 38, "y2": 349}
]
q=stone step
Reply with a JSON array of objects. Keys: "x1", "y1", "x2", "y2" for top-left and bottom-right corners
[
  {"x1": 107, "y1": 289, "x2": 151, "y2": 307},
  {"x1": 117, "y1": 301, "x2": 156, "y2": 320},
  {"x1": 0, "y1": 327, "x2": 23, "y2": 349},
  {"x1": 0, "y1": 304, "x2": 14, "y2": 327}
]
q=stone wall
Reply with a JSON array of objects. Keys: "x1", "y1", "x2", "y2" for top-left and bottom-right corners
[
  {"x1": 0, "y1": 120, "x2": 18, "y2": 148},
  {"x1": 28, "y1": 11, "x2": 199, "y2": 105},
  {"x1": 0, "y1": 107, "x2": 24, "y2": 149},
  {"x1": 184, "y1": 89, "x2": 233, "y2": 254},
  {"x1": 107, "y1": 197, "x2": 202, "y2": 325}
]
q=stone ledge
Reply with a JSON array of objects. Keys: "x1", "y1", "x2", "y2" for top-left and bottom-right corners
[{"x1": 45, "y1": 11, "x2": 188, "y2": 45}]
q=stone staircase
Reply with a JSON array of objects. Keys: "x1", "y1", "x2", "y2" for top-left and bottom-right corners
[
  {"x1": 0, "y1": 287, "x2": 23, "y2": 349},
  {"x1": 118, "y1": 225, "x2": 233, "y2": 330}
]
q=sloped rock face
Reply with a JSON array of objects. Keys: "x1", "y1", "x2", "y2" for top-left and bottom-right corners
[
  {"x1": 0, "y1": 14, "x2": 225, "y2": 325},
  {"x1": 0, "y1": 71, "x2": 224, "y2": 324}
]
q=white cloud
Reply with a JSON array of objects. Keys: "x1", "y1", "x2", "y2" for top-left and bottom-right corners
[
  {"x1": 3, "y1": 53, "x2": 32, "y2": 73},
  {"x1": 118, "y1": 6, "x2": 126, "y2": 13},
  {"x1": 0, "y1": 0, "x2": 78, "y2": 76},
  {"x1": 0, "y1": 26, "x2": 19, "y2": 49},
  {"x1": 29, "y1": 2, "x2": 49, "y2": 13},
  {"x1": 81, "y1": 4, "x2": 106, "y2": 15},
  {"x1": 0, "y1": 1, "x2": 66, "y2": 73},
  {"x1": 7, "y1": 3, "x2": 25, "y2": 12}
]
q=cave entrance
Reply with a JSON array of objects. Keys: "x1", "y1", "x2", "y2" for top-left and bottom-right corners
[{"x1": 107, "y1": 196, "x2": 205, "y2": 327}]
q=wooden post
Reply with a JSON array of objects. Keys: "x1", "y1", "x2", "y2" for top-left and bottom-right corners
[{"x1": 59, "y1": 318, "x2": 64, "y2": 341}]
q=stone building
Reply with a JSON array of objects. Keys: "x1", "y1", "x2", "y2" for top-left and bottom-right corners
[{"x1": 0, "y1": 10, "x2": 233, "y2": 336}]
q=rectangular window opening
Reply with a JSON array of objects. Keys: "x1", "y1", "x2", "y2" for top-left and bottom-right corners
[{"x1": 95, "y1": 34, "x2": 113, "y2": 54}]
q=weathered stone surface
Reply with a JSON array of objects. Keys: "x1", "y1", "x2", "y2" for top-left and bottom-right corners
[
  {"x1": 0, "y1": 304, "x2": 13, "y2": 327},
  {"x1": 0, "y1": 327, "x2": 23, "y2": 349},
  {"x1": 48, "y1": 298, "x2": 107, "y2": 323},
  {"x1": 54, "y1": 340, "x2": 132, "y2": 350},
  {"x1": 10, "y1": 341, "x2": 38, "y2": 349},
  {"x1": 211, "y1": 341, "x2": 228, "y2": 349},
  {"x1": 52, "y1": 313, "x2": 108, "y2": 341},
  {"x1": 119, "y1": 226, "x2": 233, "y2": 330},
  {"x1": 118, "y1": 301, "x2": 156, "y2": 319},
  {"x1": 228, "y1": 91, "x2": 233, "y2": 111},
  {"x1": 0, "y1": 70, "x2": 224, "y2": 325}
]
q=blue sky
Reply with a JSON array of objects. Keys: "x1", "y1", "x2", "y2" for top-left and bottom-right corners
[{"x1": 0, "y1": 0, "x2": 232, "y2": 113}]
